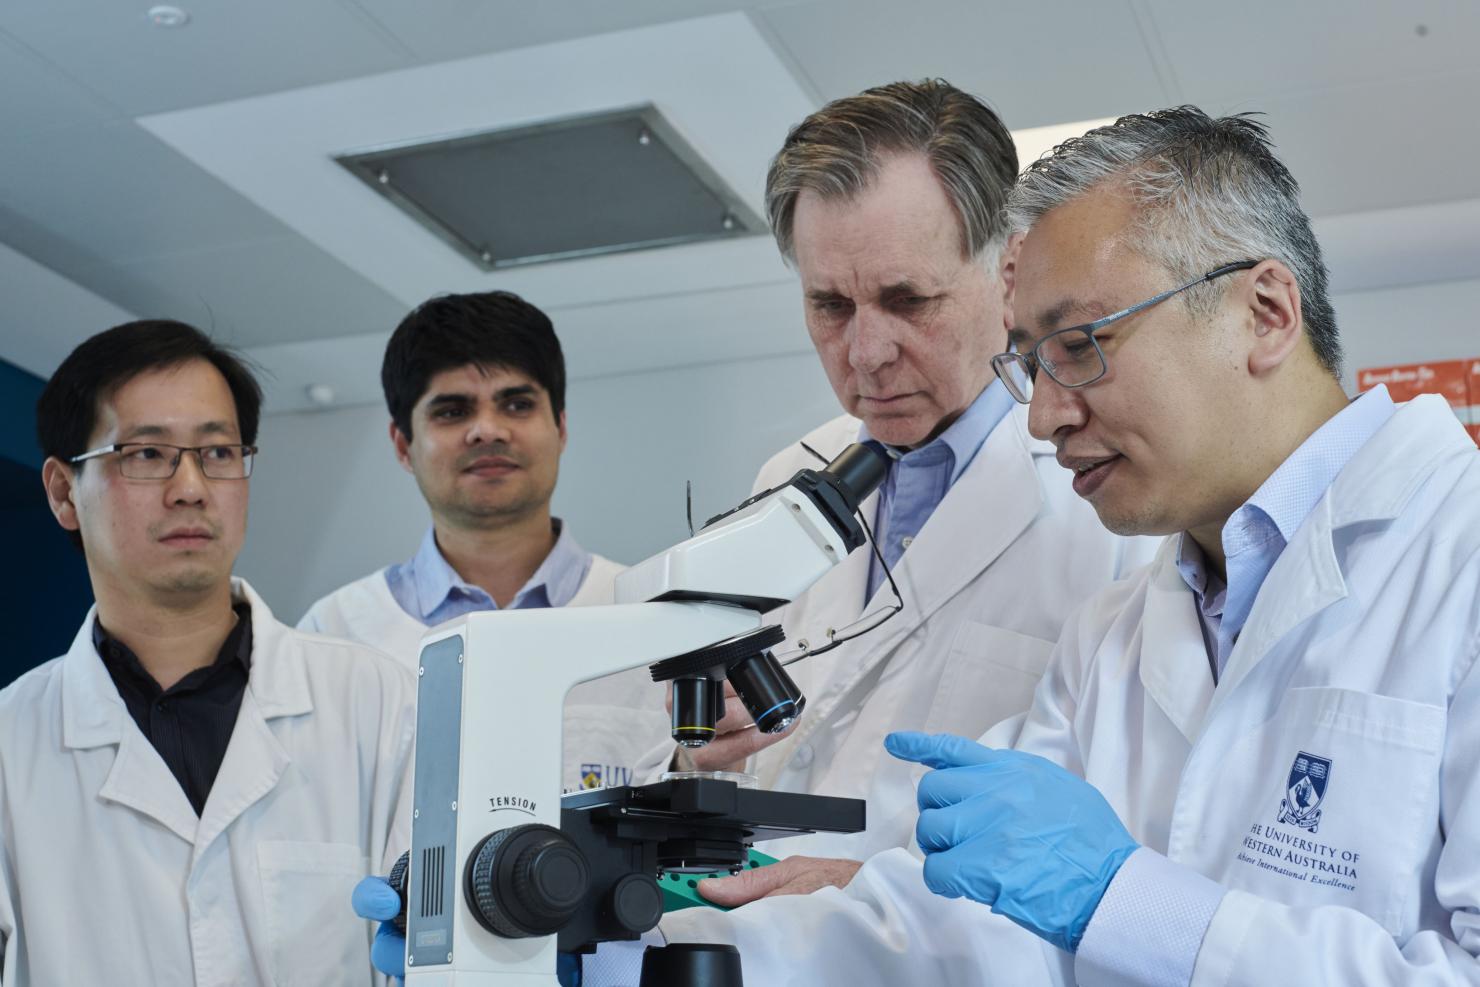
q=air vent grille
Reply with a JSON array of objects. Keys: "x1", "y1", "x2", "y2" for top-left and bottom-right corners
[
  {"x1": 336, "y1": 104, "x2": 763, "y2": 270},
  {"x1": 420, "y1": 845, "x2": 445, "y2": 918}
]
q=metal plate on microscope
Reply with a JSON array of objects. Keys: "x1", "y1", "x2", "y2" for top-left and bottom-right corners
[{"x1": 407, "y1": 635, "x2": 465, "y2": 968}]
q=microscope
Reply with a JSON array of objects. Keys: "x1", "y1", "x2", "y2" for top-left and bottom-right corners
[{"x1": 388, "y1": 442, "x2": 889, "y2": 985}]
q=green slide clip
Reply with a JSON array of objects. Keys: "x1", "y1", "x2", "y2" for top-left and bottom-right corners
[{"x1": 659, "y1": 849, "x2": 779, "y2": 912}]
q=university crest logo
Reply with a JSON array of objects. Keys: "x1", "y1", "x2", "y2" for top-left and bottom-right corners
[
  {"x1": 1277, "y1": 750, "x2": 1331, "y2": 834},
  {"x1": 580, "y1": 764, "x2": 602, "y2": 790}
]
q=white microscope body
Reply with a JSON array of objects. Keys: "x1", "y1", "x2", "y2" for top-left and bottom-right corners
[{"x1": 401, "y1": 444, "x2": 887, "y2": 985}]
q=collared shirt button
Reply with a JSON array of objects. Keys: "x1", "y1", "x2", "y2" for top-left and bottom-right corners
[{"x1": 900, "y1": 536, "x2": 914, "y2": 549}]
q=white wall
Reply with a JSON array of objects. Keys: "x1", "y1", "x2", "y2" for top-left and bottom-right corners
[
  {"x1": 1333, "y1": 277, "x2": 1480, "y2": 387},
  {"x1": 237, "y1": 274, "x2": 1480, "y2": 623},
  {"x1": 235, "y1": 349, "x2": 839, "y2": 622}
]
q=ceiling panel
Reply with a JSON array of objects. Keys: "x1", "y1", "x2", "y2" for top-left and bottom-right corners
[
  {"x1": 1208, "y1": 71, "x2": 1480, "y2": 218},
  {"x1": 0, "y1": 121, "x2": 289, "y2": 266},
  {"x1": 0, "y1": 0, "x2": 411, "y2": 116},
  {"x1": 0, "y1": 240, "x2": 134, "y2": 379},
  {"x1": 68, "y1": 234, "x2": 407, "y2": 350},
  {"x1": 345, "y1": 0, "x2": 791, "y2": 63},
  {"x1": 1145, "y1": 0, "x2": 1480, "y2": 105},
  {"x1": 139, "y1": 13, "x2": 813, "y2": 310},
  {"x1": 758, "y1": 0, "x2": 1171, "y2": 129},
  {"x1": 0, "y1": 31, "x2": 120, "y2": 138}
]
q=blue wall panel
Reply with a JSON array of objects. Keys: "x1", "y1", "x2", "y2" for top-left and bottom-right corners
[{"x1": 0, "y1": 359, "x2": 93, "y2": 685}]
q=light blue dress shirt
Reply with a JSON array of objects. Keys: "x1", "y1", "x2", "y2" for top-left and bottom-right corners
[
  {"x1": 1078, "y1": 385, "x2": 1397, "y2": 987},
  {"x1": 383, "y1": 519, "x2": 593, "y2": 626},
  {"x1": 859, "y1": 380, "x2": 1016, "y2": 601}
]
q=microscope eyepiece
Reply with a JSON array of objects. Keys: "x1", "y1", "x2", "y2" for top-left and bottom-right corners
[{"x1": 822, "y1": 441, "x2": 889, "y2": 512}]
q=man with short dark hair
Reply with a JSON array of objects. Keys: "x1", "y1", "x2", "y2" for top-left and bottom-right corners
[
  {"x1": 1, "y1": 320, "x2": 413, "y2": 985},
  {"x1": 300, "y1": 291, "x2": 665, "y2": 795}
]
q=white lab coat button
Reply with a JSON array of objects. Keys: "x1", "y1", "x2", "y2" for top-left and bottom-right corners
[{"x1": 793, "y1": 744, "x2": 815, "y2": 768}]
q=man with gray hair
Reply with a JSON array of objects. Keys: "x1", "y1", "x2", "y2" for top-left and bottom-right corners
[
  {"x1": 631, "y1": 79, "x2": 1154, "y2": 904},
  {"x1": 591, "y1": 105, "x2": 1480, "y2": 986}
]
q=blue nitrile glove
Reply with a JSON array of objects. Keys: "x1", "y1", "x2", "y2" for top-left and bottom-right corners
[
  {"x1": 884, "y1": 731, "x2": 1138, "y2": 954},
  {"x1": 352, "y1": 876, "x2": 406, "y2": 981},
  {"x1": 352, "y1": 874, "x2": 582, "y2": 986}
]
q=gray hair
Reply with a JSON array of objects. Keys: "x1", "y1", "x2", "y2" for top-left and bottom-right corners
[
  {"x1": 1008, "y1": 106, "x2": 1341, "y2": 377},
  {"x1": 765, "y1": 79, "x2": 1017, "y2": 269}
]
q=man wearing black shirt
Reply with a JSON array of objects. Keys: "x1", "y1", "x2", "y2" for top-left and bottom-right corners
[{"x1": 0, "y1": 320, "x2": 415, "y2": 985}]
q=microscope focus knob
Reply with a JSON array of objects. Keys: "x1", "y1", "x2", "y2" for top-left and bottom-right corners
[
  {"x1": 386, "y1": 851, "x2": 411, "y2": 934},
  {"x1": 466, "y1": 824, "x2": 590, "y2": 939},
  {"x1": 609, "y1": 873, "x2": 664, "y2": 934}
]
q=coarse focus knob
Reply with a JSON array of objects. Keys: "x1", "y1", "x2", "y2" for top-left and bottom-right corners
[
  {"x1": 386, "y1": 851, "x2": 410, "y2": 934},
  {"x1": 465, "y1": 825, "x2": 589, "y2": 939}
]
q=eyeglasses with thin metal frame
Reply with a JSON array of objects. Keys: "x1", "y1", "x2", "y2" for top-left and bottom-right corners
[
  {"x1": 991, "y1": 260, "x2": 1261, "y2": 404},
  {"x1": 68, "y1": 442, "x2": 258, "y2": 480}
]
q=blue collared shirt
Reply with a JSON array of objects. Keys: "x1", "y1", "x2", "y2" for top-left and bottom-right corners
[
  {"x1": 859, "y1": 380, "x2": 1016, "y2": 601},
  {"x1": 1173, "y1": 385, "x2": 1397, "y2": 679},
  {"x1": 384, "y1": 520, "x2": 593, "y2": 626},
  {"x1": 1078, "y1": 384, "x2": 1398, "y2": 987}
]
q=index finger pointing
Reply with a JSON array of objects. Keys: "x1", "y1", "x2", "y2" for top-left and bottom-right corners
[{"x1": 885, "y1": 731, "x2": 1004, "y2": 769}]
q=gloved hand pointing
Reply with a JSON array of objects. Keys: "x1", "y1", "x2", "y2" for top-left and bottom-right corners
[{"x1": 884, "y1": 731, "x2": 1138, "y2": 954}]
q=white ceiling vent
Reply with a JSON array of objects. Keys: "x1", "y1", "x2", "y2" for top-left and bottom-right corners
[{"x1": 336, "y1": 104, "x2": 764, "y2": 271}]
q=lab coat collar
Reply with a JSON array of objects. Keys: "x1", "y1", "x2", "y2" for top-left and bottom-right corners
[
  {"x1": 233, "y1": 578, "x2": 314, "y2": 721},
  {"x1": 1212, "y1": 393, "x2": 1475, "y2": 705},
  {"x1": 796, "y1": 403, "x2": 1047, "y2": 711},
  {"x1": 1323, "y1": 392, "x2": 1476, "y2": 528},
  {"x1": 61, "y1": 578, "x2": 310, "y2": 848},
  {"x1": 1139, "y1": 537, "x2": 1216, "y2": 742},
  {"x1": 194, "y1": 580, "x2": 303, "y2": 859}
]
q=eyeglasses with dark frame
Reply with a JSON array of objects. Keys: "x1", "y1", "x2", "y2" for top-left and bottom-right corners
[
  {"x1": 991, "y1": 260, "x2": 1261, "y2": 404},
  {"x1": 69, "y1": 442, "x2": 258, "y2": 480}
]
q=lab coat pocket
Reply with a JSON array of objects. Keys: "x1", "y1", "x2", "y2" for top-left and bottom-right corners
[
  {"x1": 258, "y1": 839, "x2": 371, "y2": 986},
  {"x1": 928, "y1": 622, "x2": 1055, "y2": 738},
  {"x1": 1215, "y1": 687, "x2": 1444, "y2": 938}
]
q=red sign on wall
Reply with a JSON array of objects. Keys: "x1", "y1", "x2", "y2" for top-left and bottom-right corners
[
  {"x1": 1356, "y1": 358, "x2": 1478, "y2": 448},
  {"x1": 1355, "y1": 360, "x2": 1468, "y2": 412}
]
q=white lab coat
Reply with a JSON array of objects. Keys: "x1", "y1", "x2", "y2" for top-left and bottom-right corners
[
  {"x1": 659, "y1": 395, "x2": 1480, "y2": 986},
  {"x1": 0, "y1": 579, "x2": 415, "y2": 987},
  {"x1": 636, "y1": 404, "x2": 1158, "y2": 860},
  {"x1": 299, "y1": 554, "x2": 668, "y2": 793}
]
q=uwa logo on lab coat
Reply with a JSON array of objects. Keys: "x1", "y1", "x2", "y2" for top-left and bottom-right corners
[{"x1": 1277, "y1": 750, "x2": 1332, "y2": 834}]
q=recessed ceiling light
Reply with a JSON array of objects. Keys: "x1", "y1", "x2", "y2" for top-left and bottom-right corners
[
  {"x1": 304, "y1": 383, "x2": 335, "y2": 407},
  {"x1": 147, "y1": 5, "x2": 190, "y2": 28}
]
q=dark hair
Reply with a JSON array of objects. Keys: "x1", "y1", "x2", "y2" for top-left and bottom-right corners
[
  {"x1": 381, "y1": 291, "x2": 566, "y2": 439},
  {"x1": 1009, "y1": 106, "x2": 1342, "y2": 377},
  {"x1": 37, "y1": 319, "x2": 264, "y2": 466},
  {"x1": 766, "y1": 79, "x2": 1017, "y2": 264}
]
